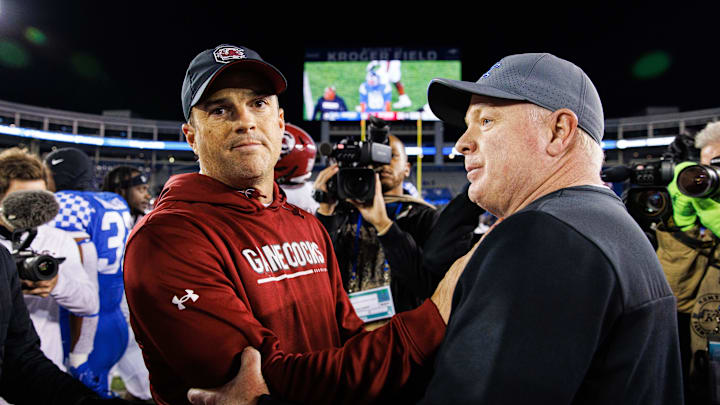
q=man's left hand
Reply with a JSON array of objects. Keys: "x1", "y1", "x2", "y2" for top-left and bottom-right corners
[
  {"x1": 348, "y1": 174, "x2": 392, "y2": 233},
  {"x1": 21, "y1": 274, "x2": 59, "y2": 298}
]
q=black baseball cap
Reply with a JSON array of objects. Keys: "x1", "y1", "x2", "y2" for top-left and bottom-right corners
[
  {"x1": 181, "y1": 44, "x2": 287, "y2": 121},
  {"x1": 44, "y1": 147, "x2": 95, "y2": 191},
  {"x1": 428, "y1": 53, "x2": 604, "y2": 144}
]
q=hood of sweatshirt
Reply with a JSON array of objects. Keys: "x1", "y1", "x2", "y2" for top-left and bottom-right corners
[{"x1": 154, "y1": 172, "x2": 297, "y2": 215}]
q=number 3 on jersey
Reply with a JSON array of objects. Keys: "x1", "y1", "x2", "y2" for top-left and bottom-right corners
[{"x1": 97, "y1": 210, "x2": 132, "y2": 274}]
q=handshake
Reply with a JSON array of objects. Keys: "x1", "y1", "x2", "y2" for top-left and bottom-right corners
[{"x1": 669, "y1": 161, "x2": 720, "y2": 235}]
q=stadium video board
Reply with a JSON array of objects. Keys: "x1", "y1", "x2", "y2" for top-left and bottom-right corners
[{"x1": 303, "y1": 47, "x2": 461, "y2": 121}]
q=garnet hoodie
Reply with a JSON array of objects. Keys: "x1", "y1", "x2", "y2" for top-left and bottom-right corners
[{"x1": 124, "y1": 173, "x2": 445, "y2": 405}]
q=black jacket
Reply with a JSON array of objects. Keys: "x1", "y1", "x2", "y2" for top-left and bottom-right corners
[
  {"x1": 419, "y1": 186, "x2": 684, "y2": 404},
  {"x1": 316, "y1": 195, "x2": 439, "y2": 312},
  {"x1": 422, "y1": 183, "x2": 485, "y2": 277},
  {"x1": 0, "y1": 246, "x2": 118, "y2": 405}
]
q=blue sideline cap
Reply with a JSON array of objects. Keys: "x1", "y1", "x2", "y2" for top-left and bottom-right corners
[
  {"x1": 428, "y1": 53, "x2": 604, "y2": 144},
  {"x1": 181, "y1": 44, "x2": 287, "y2": 121}
]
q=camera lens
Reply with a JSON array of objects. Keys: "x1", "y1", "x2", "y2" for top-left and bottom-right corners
[
  {"x1": 625, "y1": 187, "x2": 673, "y2": 232},
  {"x1": 637, "y1": 190, "x2": 667, "y2": 215},
  {"x1": 345, "y1": 174, "x2": 371, "y2": 197},
  {"x1": 18, "y1": 255, "x2": 59, "y2": 281},
  {"x1": 336, "y1": 168, "x2": 375, "y2": 202},
  {"x1": 644, "y1": 191, "x2": 666, "y2": 214},
  {"x1": 677, "y1": 165, "x2": 720, "y2": 198},
  {"x1": 36, "y1": 257, "x2": 57, "y2": 277}
]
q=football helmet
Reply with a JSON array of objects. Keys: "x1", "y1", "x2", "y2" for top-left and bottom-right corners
[{"x1": 274, "y1": 123, "x2": 317, "y2": 184}]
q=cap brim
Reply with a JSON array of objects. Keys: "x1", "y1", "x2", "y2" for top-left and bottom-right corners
[
  {"x1": 427, "y1": 78, "x2": 526, "y2": 127},
  {"x1": 191, "y1": 60, "x2": 288, "y2": 108}
]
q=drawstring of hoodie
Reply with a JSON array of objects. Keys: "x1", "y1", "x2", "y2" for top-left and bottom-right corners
[
  {"x1": 282, "y1": 204, "x2": 305, "y2": 218},
  {"x1": 238, "y1": 187, "x2": 304, "y2": 218},
  {"x1": 239, "y1": 188, "x2": 266, "y2": 200}
]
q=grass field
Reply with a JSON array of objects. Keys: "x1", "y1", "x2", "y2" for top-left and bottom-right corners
[
  {"x1": 304, "y1": 61, "x2": 461, "y2": 119},
  {"x1": 111, "y1": 377, "x2": 154, "y2": 403}
]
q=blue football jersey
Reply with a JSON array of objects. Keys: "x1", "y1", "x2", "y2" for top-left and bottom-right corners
[
  {"x1": 51, "y1": 190, "x2": 132, "y2": 398},
  {"x1": 359, "y1": 82, "x2": 392, "y2": 112},
  {"x1": 50, "y1": 190, "x2": 132, "y2": 276}
]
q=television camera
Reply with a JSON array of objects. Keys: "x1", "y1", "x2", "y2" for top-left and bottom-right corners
[
  {"x1": 314, "y1": 115, "x2": 392, "y2": 203},
  {"x1": 601, "y1": 133, "x2": 698, "y2": 234}
]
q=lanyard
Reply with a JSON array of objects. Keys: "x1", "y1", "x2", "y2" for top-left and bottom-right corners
[{"x1": 351, "y1": 203, "x2": 403, "y2": 283}]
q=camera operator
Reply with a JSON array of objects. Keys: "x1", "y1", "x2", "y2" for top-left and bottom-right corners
[
  {"x1": 314, "y1": 127, "x2": 439, "y2": 316},
  {"x1": 655, "y1": 121, "x2": 720, "y2": 402},
  {"x1": 0, "y1": 148, "x2": 99, "y2": 376}
]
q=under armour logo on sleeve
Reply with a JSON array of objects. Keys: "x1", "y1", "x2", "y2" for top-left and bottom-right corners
[{"x1": 172, "y1": 289, "x2": 199, "y2": 310}]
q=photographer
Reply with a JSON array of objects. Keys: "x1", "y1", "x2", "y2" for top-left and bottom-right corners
[
  {"x1": 0, "y1": 148, "x2": 98, "y2": 375},
  {"x1": 656, "y1": 121, "x2": 720, "y2": 402},
  {"x1": 314, "y1": 124, "x2": 439, "y2": 316},
  {"x1": 0, "y1": 241, "x2": 143, "y2": 405}
]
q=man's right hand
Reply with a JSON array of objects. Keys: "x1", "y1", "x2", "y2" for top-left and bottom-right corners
[
  {"x1": 187, "y1": 347, "x2": 269, "y2": 405},
  {"x1": 314, "y1": 164, "x2": 339, "y2": 215},
  {"x1": 21, "y1": 274, "x2": 59, "y2": 298}
]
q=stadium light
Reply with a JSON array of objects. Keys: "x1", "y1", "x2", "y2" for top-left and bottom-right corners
[{"x1": 0, "y1": 124, "x2": 675, "y2": 153}]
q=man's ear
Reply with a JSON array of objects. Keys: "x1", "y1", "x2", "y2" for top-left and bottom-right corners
[
  {"x1": 278, "y1": 107, "x2": 286, "y2": 133},
  {"x1": 546, "y1": 108, "x2": 579, "y2": 157},
  {"x1": 403, "y1": 162, "x2": 411, "y2": 178},
  {"x1": 182, "y1": 121, "x2": 197, "y2": 154}
]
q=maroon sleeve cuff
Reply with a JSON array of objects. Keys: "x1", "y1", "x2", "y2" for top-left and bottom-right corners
[{"x1": 395, "y1": 299, "x2": 446, "y2": 361}]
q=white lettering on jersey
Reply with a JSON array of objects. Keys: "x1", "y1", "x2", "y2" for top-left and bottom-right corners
[
  {"x1": 299, "y1": 242, "x2": 315, "y2": 264},
  {"x1": 97, "y1": 210, "x2": 126, "y2": 274},
  {"x1": 271, "y1": 244, "x2": 288, "y2": 270},
  {"x1": 261, "y1": 245, "x2": 280, "y2": 272},
  {"x1": 290, "y1": 242, "x2": 306, "y2": 266},
  {"x1": 281, "y1": 243, "x2": 297, "y2": 267},
  {"x1": 242, "y1": 249, "x2": 264, "y2": 274},
  {"x1": 92, "y1": 196, "x2": 128, "y2": 211},
  {"x1": 322, "y1": 101, "x2": 340, "y2": 110},
  {"x1": 310, "y1": 242, "x2": 325, "y2": 263},
  {"x1": 243, "y1": 240, "x2": 327, "y2": 279}
]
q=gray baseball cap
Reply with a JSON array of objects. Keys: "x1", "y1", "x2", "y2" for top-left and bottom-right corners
[
  {"x1": 428, "y1": 53, "x2": 604, "y2": 144},
  {"x1": 181, "y1": 44, "x2": 287, "y2": 121}
]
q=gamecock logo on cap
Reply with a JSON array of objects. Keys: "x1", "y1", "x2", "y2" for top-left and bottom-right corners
[{"x1": 214, "y1": 46, "x2": 246, "y2": 64}]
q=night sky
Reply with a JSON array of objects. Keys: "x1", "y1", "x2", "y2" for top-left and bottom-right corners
[{"x1": 1, "y1": 0, "x2": 718, "y2": 135}]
